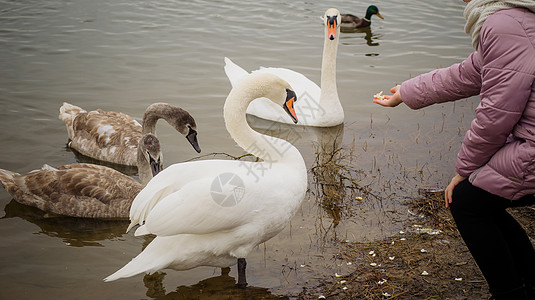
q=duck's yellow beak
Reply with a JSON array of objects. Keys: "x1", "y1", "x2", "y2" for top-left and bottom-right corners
[{"x1": 376, "y1": 12, "x2": 384, "y2": 20}]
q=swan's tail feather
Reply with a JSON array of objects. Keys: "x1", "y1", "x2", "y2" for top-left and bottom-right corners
[
  {"x1": 58, "y1": 102, "x2": 85, "y2": 123},
  {"x1": 223, "y1": 57, "x2": 249, "y2": 87},
  {"x1": 0, "y1": 169, "x2": 16, "y2": 190},
  {"x1": 134, "y1": 224, "x2": 150, "y2": 236},
  {"x1": 127, "y1": 188, "x2": 167, "y2": 233},
  {"x1": 59, "y1": 102, "x2": 86, "y2": 140},
  {"x1": 104, "y1": 240, "x2": 170, "y2": 282},
  {"x1": 127, "y1": 179, "x2": 179, "y2": 233}
]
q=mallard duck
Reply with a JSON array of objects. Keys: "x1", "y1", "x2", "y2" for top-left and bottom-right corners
[{"x1": 341, "y1": 5, "x2": 383, "y2": 28}]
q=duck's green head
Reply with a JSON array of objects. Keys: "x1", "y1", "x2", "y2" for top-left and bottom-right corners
[{"x1": 366, "y1": 5, "x2": 384, "y2": 20}]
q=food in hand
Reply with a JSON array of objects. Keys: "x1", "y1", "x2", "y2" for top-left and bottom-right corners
[{"x1": 374, "y1": 91, "x2": 386, "y2": 101}]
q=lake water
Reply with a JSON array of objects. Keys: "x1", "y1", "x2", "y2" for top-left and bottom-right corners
[{"x1": 0, "y1": 0, "x2": 478, "y2": 298}]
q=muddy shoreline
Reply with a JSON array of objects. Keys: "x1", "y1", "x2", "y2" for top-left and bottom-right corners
[{"x1": 296, "y1": 194, "x2": 535, "y2": 300}]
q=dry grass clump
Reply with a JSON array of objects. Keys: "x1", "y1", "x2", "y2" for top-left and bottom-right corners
[
  {"x1": 310, "y1": 140, "x2": 372, "y2": 228},
  {"x1": 409, "y1": 190, "x2": 457, "y2": 233}
]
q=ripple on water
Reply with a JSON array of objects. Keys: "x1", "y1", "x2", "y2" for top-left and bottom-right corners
[{"x1": 0, "y1": 0, "x2": 475, "y2": 298}]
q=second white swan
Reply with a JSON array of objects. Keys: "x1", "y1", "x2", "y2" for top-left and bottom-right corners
[{"x1": 224, "y1": 8, "x2": 343, "y2": 127}]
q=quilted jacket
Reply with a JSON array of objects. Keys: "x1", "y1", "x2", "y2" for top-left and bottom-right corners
[{"x1": 400, "y1": 8, "x2": 535, "y2": 200}]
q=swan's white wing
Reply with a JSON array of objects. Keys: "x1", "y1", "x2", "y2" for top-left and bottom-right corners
[
  {"x1": 127, "y1": 160, "x2": 248, "y2": 232},
  {"x1": 127, "y1": 162, "x2": 196, "y2": 232},
  {"x1": 135, "y1": 175, "x2": 257, "y2": 237},
  {"x1": 128, "y1": 156, "x2": 306, "y2": 238}
]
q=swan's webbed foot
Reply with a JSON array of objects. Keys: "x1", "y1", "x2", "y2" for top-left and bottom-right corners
[{"x1": 236, "y1": 258, "x2": 247, "y2": 289}]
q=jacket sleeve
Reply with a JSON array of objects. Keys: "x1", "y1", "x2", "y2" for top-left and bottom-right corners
[
  {"x1": 456, "y1": 12, "x2": 533, "y2": 177},
  {"x1": 400, "y1": 52, "x2": 482, "y2": 110}
]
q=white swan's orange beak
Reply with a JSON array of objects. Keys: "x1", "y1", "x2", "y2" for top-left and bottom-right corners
[
  {"x1": 327, "y1": 15, "x2": 338, "y2": 40},
  {"x1": 283, "y1": 89, "x2": 298, "y2": 124}
]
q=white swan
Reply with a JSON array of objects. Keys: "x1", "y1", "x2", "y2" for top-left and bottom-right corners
[
  {"x1": 0, "y1": 133, "x2": 162, "y2": 219},
  {"x1": 59, "y1": 102, "x2": 201, "y2": 166},
  {"x1": 104, "y1": 73, "x2": 308, "y2": 288},
  {"x1": 224, "y1": 8, "x2": 343, "y2": 127}
]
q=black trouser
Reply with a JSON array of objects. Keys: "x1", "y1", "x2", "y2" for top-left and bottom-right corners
[{"x1": 449, "y1": 179, "x2": 535, "y2": 299}]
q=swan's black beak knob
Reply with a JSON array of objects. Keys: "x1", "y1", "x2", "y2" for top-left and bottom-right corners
[{"x1": 327, "y1": 15, "x2": 338, "y2": 40}]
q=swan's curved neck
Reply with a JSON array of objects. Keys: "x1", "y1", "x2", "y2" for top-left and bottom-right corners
[
  {"x1": 142, "y1": 103, "x2": 183, "y2": 135},
  {"x1": 320, "y1": 27, "x2": 340, "y2": 105},
  {"x1": 224, "y1": 86, "x2": 300, "y2": 164}
]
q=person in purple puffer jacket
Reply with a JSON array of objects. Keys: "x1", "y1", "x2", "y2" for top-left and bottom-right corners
[{"x1": 373, "y1": 0, "x2": 535, "y2": 298}]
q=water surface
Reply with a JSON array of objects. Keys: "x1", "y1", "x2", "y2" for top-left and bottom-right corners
[{"x1": 0, "y1": 0, "x2": 477, "y2": 298}]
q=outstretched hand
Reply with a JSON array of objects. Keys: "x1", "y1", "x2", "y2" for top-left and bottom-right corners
[{"x1": 373, "y1": 85, "x2": 403, "y2": 107}]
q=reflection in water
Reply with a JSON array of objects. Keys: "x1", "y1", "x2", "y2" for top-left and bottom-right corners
[
  {"x1": 3, "y1": 200, "x2": 286, "y2": 299},
  {"x1": 143, "y1": 268, "x2": 288, "y2": 299},
  {"x1": 247, "y1": 115, "x2": 361, "y2": 240},
  {"x1": 144, "y1": 272, "x2": 167, "y2": 298},
  {"x1": 341, "y1": 26, "x2": 380, "y2": 47},
  {"x1": 311, "y1": 128, "x2": 345, "y2": 228},
  {"x1": 0, "y1": 0, "x2": 475, "y2": 297},
  {"x1": 246, "y1": 115, "x2": 345, "y2": 150},
  {"x1": 309, "y1": 125, "x2": 381, "y2": 241},
  {"x1": 2, "y1": 199, "x2": 128, "y2": 247},
  {"x1": 247, "y1": 115, "x2": 361, "y2": 236}
]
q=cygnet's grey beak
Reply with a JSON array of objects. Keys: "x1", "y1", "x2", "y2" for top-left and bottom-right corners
[
  {"x1": 149, "y1": 155, "x2": 162, "y2": 177},
  {"x1": 186, "y1": 127, "x2": 201, "y2": 153}
]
